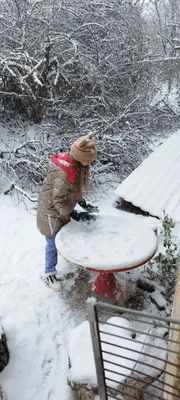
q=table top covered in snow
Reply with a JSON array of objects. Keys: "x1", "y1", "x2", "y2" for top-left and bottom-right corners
[{"x1": 56, "y1": 215, "x2": 157, "y2": 272}]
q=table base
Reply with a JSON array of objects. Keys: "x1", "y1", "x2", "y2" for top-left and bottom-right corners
[{"x1": 92, "y1": 272, "x2": 118, "y2": 299}]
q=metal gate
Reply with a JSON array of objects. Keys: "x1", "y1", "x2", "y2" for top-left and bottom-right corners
[{"x1": 87, "y1": 299, "x2": 180, "y2": 400}]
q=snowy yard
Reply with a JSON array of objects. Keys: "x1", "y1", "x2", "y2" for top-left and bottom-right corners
[
  {"x1": 0, "y1": 189, "x2": 179, "y2": 400},
  {"x1": 0, "y1": 194, "x2": 76, "y2": 400},
  {"x1": 1, "y1": 0, "x2": 180, "y2": 397},
  {"x1": 0, "y1": 192, "x2": 123, "y2": 400}
]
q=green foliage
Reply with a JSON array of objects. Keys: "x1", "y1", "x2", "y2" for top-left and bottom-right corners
[{"x1": 147, "y1": 212, "x2": 177, "y2": 299}]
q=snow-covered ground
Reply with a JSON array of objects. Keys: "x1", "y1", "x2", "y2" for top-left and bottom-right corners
[
  {"x1": 0, "y1": 191, "x2": 153, "y2": 400},
  {"x1": 0, "y1": 190, "x2": 171, "y2": 399},
  {"x1": 0, "y1": 170, "x2": 179, "y2": 399},
  {"x1": 0, "y1": 194, "x2": 75, "y2": 400}
]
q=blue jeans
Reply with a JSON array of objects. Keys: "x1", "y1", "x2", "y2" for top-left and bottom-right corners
[{"x1": 45, "y1": 237, "x2": 58, "y2": 275}]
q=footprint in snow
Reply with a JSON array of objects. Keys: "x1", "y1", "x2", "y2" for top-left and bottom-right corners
[
  {"x1": 52, "y1": 331, "x2": 62, "y2": 350},
  {"x1": 47, "y1": 389, "x2": 57, "y2": 400},
  {"x1": 42, "y1": 358, "x2": 53, "y2": 382}
]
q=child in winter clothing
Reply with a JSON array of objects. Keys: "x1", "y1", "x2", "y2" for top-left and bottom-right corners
[{"x1": 37, "y1": 133, "x2": 97, "y2": 291}]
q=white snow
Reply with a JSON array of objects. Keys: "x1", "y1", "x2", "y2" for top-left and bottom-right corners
[
  {"x1": 114, "y1": 132, "x2": 180, "y2": 221},
  {"x1": 0, "y1": 187, "x2": 171, "y2": 400},
  {"x1": 56, "y1": 215, "x2": 157, "y2": 270},
  {"x1": 25, "y1": 125, "x2": 47, "y2": 142},
  {"x1": 0, "y1": 321, "x2": 3, "y2": 337},
  {"x1": 95, "y1": 397, "x2": 116, "y2": 400},
  {"x1": 150, "y1": 290, "x2": 167, "y2": 309},
  {"x1": 68, "y1": 318, "x2": 168, "y2": 395},
  {"x1": 68, "y1": 321, "x2": 97, "y2": 386},
  {"x1": 0, "y1": 126, "x2": 9, "y2": 151},
  {"x1": 0, "y1": 191, "x2": 160, "y2": 400},
  {"x1": 150, "y1": 82, "x2": 180, "y2": 116},
  {"x1": 100, "y1": 317, "x2": 146, "y2": 387},
  {"x1": 0, "y1": 194, "x2": 73, "y2": 400},
  {"x1": 68, "y1": 317, "x2": 146, "y2": 387}
]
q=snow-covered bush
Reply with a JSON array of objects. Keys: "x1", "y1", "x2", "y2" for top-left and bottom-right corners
[
  {"x1": 0, "y1": 0, "x2": 180, "y2": 126},
  {"x1": 0, "y1": 122, "x2": 151, "y2": 194},
  {"x1": 147, "y1": 213, "x2": 178, "y2": 299},
  {"x1": 0, "y1": 0, "x2": 148, "y2": 122}
]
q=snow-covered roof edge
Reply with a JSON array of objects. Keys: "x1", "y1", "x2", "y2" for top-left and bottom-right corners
[{"x1": 114, "y1": 132, "x2": 180, "y2": 222}]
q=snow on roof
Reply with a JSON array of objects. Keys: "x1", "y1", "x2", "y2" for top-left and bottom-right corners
[{"x1": 114, "y1": 132, "x2": 180, "y2": 221}]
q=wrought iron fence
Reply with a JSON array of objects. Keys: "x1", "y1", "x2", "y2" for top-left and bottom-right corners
[{"x1": 86, "y1": 299, "x2": 180, "y2": 400}]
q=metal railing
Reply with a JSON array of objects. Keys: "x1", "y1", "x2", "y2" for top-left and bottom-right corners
[{"x1": 87, "y1": 299, "x2": 180, "y2": 400}]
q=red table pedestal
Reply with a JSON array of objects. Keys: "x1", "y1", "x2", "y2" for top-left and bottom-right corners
[{"x1": 92, "y1": 272, "x2": 118, "y2": 299}]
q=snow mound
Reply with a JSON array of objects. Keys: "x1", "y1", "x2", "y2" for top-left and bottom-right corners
[{"x1": 68, "y1": 317, "x2": 146, "y2": 387}]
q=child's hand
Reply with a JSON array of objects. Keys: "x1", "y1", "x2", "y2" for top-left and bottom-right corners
[
  {"x1": 86, "y1": 204, "x2": 99, "y2": 213},
  {"x1": 70, "y1": 210, "x2": 96, "y2": 222},
  {"x1": 79, "y1": 212, "x2": 96, "y2": 222},
  {"x1": 70, "y1": 210, "x2": 80, "y2": 221},
  {"x1": 78, "y1": 199, "x2": 99, "y2": 213}
]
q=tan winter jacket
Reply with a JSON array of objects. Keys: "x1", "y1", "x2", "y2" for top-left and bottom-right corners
[{"x1": 37, "y1": 158, "x2": 80, "y2": 238}]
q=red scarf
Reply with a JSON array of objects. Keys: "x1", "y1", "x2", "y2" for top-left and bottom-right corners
[{"x1": 51, "y1": 152, "x2": 76, "y2": 183}]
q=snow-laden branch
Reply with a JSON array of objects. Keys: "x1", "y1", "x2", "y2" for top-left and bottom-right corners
[
  {"x1": 33, "y1": 71, "x2": 43, "y2": 86},
  {"x1": 135, "y1": 56, "x2": 180, "y2": 64},
  {"x1": 25, "y1": 0, "x2": 43, "y2": 28},
  {"x1": 69, "y1": 22, "x2": 107, "y2": 39},
  {"x1": 23, "y1": 58, "x2": 44, "y2": 80},
  {"x1": 13, "y1": 140, "x2": 45, "y2": 154},
  {"x1": 0, "y1": 91, "x2": 32, "y2": 98},
  {"x1": 102, "y1": 94, "x2": 142, "y2": 134},
  {"x1": 4, "y1": 183, "x2": 38, "y2": 202}
]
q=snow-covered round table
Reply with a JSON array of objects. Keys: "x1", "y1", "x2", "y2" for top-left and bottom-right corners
[{"x1": 56, "y1": 215, "x2": 158, "y2": 299}]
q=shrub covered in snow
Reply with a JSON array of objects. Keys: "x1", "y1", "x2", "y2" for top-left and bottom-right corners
[{"x1": 147, "y1": 213, "x2": 178, "y2": 299}]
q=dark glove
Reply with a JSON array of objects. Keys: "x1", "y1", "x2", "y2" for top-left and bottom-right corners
[
  {"x1": 70, "y1": 210, "x2": 96, "y2": 222},
  {"x1": 79, "y1": 212, "x2": 96, "y2": 222},
  {"x1": 78, "y1": 198, "x2": 99, "y2": 213}
]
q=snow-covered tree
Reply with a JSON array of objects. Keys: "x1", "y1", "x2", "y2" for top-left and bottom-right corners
[{"x1": 0, "y1": 0, "x2": 147, "y2": 122}]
